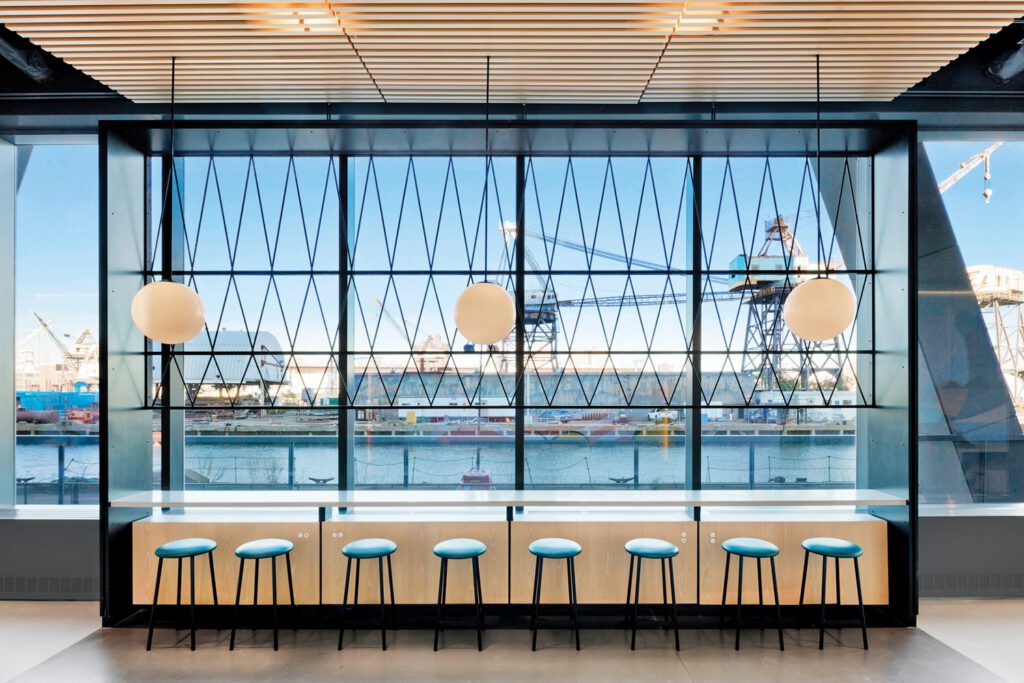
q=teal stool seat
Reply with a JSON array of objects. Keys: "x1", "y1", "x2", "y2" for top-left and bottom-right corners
[
  {"x1": 624, "y1": 538, "x2": 678, "y2": 559},
  {"x1": 802, "y1": 537, "x2": 863, "y2": 558},
  {"x1": 433, "y1": 538, "x2": 487, "y2": 559},
  {"x1": 155, "y1": 538, "x2": 217, "y2": 558},
  {"x1": 721, "y1": 537, "x2": 779, "y2": 558},
  {"x1": 235, "y1": 538, "x2": 294, "y2": 559},
  {"x1": 342, "y1": 538, "x2": 397, "y2": 559},
  {"x1": 529, "y1": 537, "x2": 582, "y2": 559}
]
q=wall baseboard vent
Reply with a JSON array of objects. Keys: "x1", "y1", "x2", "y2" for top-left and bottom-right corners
[
  {"x1": 920, "y1": 572, "x2": 1024, "y2": 597},
  {"x1": 0, "y1": 575, "x2": 100, "y2": 599}
]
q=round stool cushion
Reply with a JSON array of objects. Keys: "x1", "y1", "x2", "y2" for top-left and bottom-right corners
[
  {"x1": 235, "y1": 538, "x2": 295, "y2": 559},
  {"x1": 342, "y1": 538, "x2": 398, "y2": 559},
  {"x1": 624, "y1": 537, "x2": 679, "y2": 559},
  {"x1": 721, "y1": 537, "x2": 779, "y2": 558},
  {"x1": 802, "y1": 537, "x2": 863, "y2": 558},
  {"x1": 155, "y1": 538, "x2": 217, "y2": 559},
  {"x1": 528, "y1": 537, "x2": 582, "y2": 559},
  {"x1": 433, "y1": 538, "x2": 487, "y2": 559}
]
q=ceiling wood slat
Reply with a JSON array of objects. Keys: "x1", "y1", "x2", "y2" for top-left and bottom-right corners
[{"x1": 3, "y1": 1, "x2": 1020, "y2": 103}]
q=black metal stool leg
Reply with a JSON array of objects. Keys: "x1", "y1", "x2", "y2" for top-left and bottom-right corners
[
  {"x1": 253, "y1": 558, "x2": 259, "y2": 609},
  {"x1": 735, "y1": 556, "x2": 743, "y2": 651},
  {"x1": 286, "y1": 553, "x2": 296, "y2": 607},
  {"x1": 473, "y1": 555, "x2": 485, "y2": 633},
  {"x1": 354, "y1": 558, "x2": 361, "y2": 606},
  {"x1": 387, "y1": 554, "x2": 397, "y2": 630},
  {"x1": 529, "y1": 556, "x2": 541, "y2": 638},
  {"x1": 433, "y1": 558, "x2": 447, "y2": 651},
  {"x1": 570, "y1": 557, "x2": 580, "y2": 652},
  {"x1": 631, "y1": 557, "x2": 642, "y2": 651},
  {"x1": 189, "y1": 555, "x2": 196, "y2": 651},
  {"x1": 177, "y1": 558, "x2": 183, "y2": 606},
  {"x1": 378, "y1": 556, "x2": 388, "y2": 651},
  {"x1": 339, "y1": 556, "x2": 351, "y2": 650},
  {"x1": 208, "y1": 551, "x2": 219, "y2": 607},
  {"x1": 720, "y1": 552, "x2": 731, "y2": 628},
  {"x1": 625, "y1": 554, "x2": 635, "y2": 625},
  {"x1": 271, "y1": 556, "x2": 279, "y2": 651},
  {"x1": 660, "y1": 558, "x2": 668, "y2": 615},
  {"x1": 532, "y1": 557, "x2": 544, "y2": 651},
  {"x1": 757, "y1": 558, "x2": 763, "y2": 607},
  {"x1": 854, "y1": 557, "x2": 869, "y2": 650},
  {"x1": 230, "y1": 558, "x2": 245, "y2": 651},
  {"x1": 146, "y1": 557, "x2": 164, "y2": 651},
  {"x1": 835, "y1": 557, "x2": 841, "y2": 608},
  {"x1": 770, "y1": 557, "x2": 784, "y2": 651},
  {"x1": 472, "y1": 557, "x2": 483, "y2": 651},
  {"x1": 818, "y1": 555, "x2": 828, "y2": 650},
  {"x1": 668, "y1": 557, "x2": 680, "y2": 652},
  {"x1": 799, "y1": 549, "x2": 809, "y2": 605}
]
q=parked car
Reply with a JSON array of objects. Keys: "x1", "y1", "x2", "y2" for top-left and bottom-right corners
[{"x1": 647, "y1": 409, "x2": 679, "y2": 423}]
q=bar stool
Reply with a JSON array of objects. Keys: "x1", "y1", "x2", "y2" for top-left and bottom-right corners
[
  {"x1": 528, "y1": 537, "x2": 581, "y2": 651},
  {"x1": 338, "y1": 538, "x2": 397, "y2": 651},
  {"x1": 229, "y1": 538, "x2": 295, "y2": 651},
  {"x1": 624, "y1": 537, "x2": 680, "y2": 651},
  {"x1": 720, "y1": 537, "x2": 784, "y2": 651},
  {"x1": 799, "y1": 537, "x2": 868, "y2": 650},
  {"x1": 146, "y1": 537, "x2": 218, "y2": 651},
  {"x1": 432, "y1": 538, "x2": 486, "y2": 652}
]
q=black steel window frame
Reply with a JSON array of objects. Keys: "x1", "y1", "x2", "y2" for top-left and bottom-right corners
[{"x1": 141, "y1": 150, "x2": 877, "y2": 493}]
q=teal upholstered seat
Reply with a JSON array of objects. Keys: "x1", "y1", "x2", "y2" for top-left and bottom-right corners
[
  {"x1": 342, "y1": 538, "x2": 397, "y2": 559},
  {"x1": 529, "y1": 537, "x2": 582, "y2": 559},
  {"x1": 235, "y1": 538, "x2": 294, "y2": 559},
  {"x1": 801, "y1": 537, "x2": 863, "y2": 558},
  {"x1": 433, "y1": 538, "x2": 487, "y2": 559},
  {"x1": 155, "y1": 537, "x2": 217, "y2": 558},
  {"x1": 721, "y1": 537, "x2": 779, "y2": 558},
  {"x1": 624, "y1": 537, "x2": 679, "y2": 559}
]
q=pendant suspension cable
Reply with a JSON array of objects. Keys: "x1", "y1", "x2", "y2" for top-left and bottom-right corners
[
  {"x1": 815, "y1": 54, "x2": 823, "y2": 279},
  {"x1": 167, "y1": 55, "x2": 176, "y2": 285},
  {"x1": 170, "y1": 56, "x2": 175, "y2": 155},
  {"x1": 484, "y1": 55, "x2": 490, "y2": 283}
]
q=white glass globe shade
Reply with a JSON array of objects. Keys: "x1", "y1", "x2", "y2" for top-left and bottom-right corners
[
  {"x1": 454, "y1": 282, "x2": 515, "y2": 345},
  {"x1": 783, "y1": 277, "x2": 855, "y2": 342},
  {"x1": 131, "y1": 281, "x2": 206, "y2": 345}
]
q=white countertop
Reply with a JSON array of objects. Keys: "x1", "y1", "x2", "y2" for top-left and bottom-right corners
[{"x1": 110, "y1": 488, "x2": 907, "y2": 509}]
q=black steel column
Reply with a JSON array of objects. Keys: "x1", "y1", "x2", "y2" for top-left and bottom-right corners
[
  {"x1": 515, "y1": 155, "x2": 526, "y2": 491},
  {"x1": 339, "y1": 155, "x2": 354, "y2": 492},
  {"x1": 685, "y1": 157, "x2": 702, "y2": 514},
  {"x1": 159, "y1": 155, "x2": 185, "y2": 493}
]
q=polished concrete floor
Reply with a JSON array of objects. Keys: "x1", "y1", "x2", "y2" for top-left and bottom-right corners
[{"x1": 1, "y1": 600, "x2": 1020, "y2": 682}]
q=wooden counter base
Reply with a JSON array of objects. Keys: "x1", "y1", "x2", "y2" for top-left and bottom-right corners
[{"x1": 132, "y1": 515, "x2": 889, "y2": 608}]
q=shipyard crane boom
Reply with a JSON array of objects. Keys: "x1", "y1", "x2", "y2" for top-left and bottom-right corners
[
  {"x1": 31, "y1": 312, "x2": 98, "y2": 390},
  {"x1": 938, "y1": 141, "x2": 1003, "y2": 201},
  {"x1": 557, "y1": 290, "x2": 745, "y2": 308},
  {"x1": 33, "y1": 312, "x2": 76, "y2": 363}
]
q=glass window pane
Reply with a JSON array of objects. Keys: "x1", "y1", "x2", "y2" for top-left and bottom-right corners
[{"x1": 14, "y1": 145, "x2": 99, "y2": 504}]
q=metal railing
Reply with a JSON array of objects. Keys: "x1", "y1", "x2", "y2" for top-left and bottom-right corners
[{"x1": 14, "y1": 432, "x2": 858, "y2": 502}]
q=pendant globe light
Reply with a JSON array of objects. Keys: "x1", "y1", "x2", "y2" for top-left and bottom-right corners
[
  {"x1": 131, "y1": 56, "x2": 206, "y2": 345},
  {"x1": 454, "y1": 56, "x2": 515, "y2": 346},
  {"x1": 782, "y1": 55, "x2": 855, "y2": 343}
]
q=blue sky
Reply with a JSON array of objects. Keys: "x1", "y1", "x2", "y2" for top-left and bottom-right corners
[
  {"x1": 15, "y1": 145, "x2": 99, "y2": 362},
  {"x1": 15, "y1": 141, "x2": 1018, "y2": 368}
]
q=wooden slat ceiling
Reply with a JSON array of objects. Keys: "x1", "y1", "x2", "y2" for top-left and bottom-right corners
[{"x1": 2, "y1": 1, "x2": 1022, "y2": 103}]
